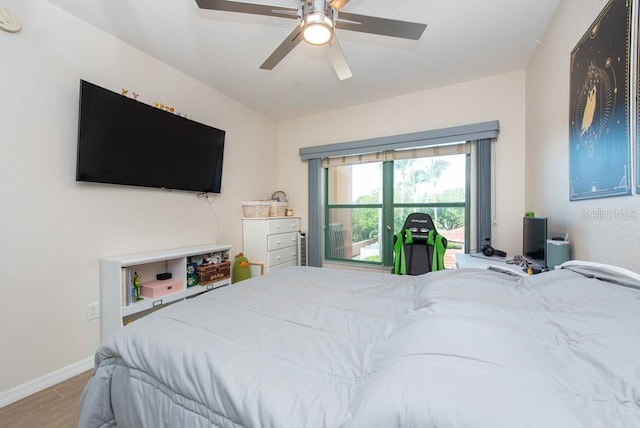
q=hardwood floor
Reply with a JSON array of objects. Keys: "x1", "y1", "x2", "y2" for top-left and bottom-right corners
[{"x1": 0, "y1": 370, "x2": 92, "y2": 428}]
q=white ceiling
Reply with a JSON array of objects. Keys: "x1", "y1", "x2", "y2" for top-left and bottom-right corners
[{"x1": 46, "y1": 0, "x2": 560, "y2": 121}]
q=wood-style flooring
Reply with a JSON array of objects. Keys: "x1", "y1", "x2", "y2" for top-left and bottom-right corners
[{"x1": 0, "y1": 370, "x2": 92, "y2": 428}]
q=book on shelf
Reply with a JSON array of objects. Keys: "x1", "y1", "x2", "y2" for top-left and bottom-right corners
[
  {"x1": 121, "y1": 268, "x2": 127, "y2": 307},
  {"x1": 122, "y1": 268, "x2": 133, "y2": 306}
]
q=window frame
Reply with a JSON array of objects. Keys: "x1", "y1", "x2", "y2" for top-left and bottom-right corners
[{"x1": 300, "y1": 121, "x2": 499, "y2": 268}]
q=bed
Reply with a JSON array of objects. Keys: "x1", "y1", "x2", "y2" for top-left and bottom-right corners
[{"x1": 79, "y1": 262, "x2": 640, "y2": 427}]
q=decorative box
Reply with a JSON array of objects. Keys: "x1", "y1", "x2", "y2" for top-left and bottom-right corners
[
  {"x1": 197, "y1": 261, "x2": 231, "y2": 285},
  {"x1": 269, "y1": 201, "x2": 287, "y2": 217},
  {"x1": 217, "y1": 261, "x2": 231, "y2": 278},
  {"x1": 242, "y1": 201, "x2": 270, "y2": 218},
  {"x1": 140, "y1": 278, "x2": 184, "y2": 298}
]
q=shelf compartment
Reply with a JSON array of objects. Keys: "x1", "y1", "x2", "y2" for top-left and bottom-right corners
[{"x1": 101, "y1": 243, "x2": 231, "y2": 342}]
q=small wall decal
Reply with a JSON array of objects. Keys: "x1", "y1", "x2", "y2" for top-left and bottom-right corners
[{"x1": 119, "y1": 87, "x2": 190, "y2": 118}]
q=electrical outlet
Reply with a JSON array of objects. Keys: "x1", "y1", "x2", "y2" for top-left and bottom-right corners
[{"x1": 87, "y1": 302, "x2": 100, "y2": 320}]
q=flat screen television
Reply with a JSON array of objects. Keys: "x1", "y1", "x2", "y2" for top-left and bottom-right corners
[
  {"x1": 76, "y1": 80, "x2": 225, "y2": 193},
  {"x1": 523, "y1": 216, "x2": 547, "y2": 267}
]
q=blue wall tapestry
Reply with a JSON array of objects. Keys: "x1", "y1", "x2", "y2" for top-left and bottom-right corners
[{"x1": 569, "y1": 0, "x2": 631, "y2": 201}]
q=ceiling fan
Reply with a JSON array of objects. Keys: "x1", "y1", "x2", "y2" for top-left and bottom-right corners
[{"x1": 195, "y1": 0, "x2": 427, "y2": 80}]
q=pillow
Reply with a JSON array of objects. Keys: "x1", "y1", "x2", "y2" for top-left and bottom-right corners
[{"x1": 560, "y1": 260, "x2": 640, "y2": 290}]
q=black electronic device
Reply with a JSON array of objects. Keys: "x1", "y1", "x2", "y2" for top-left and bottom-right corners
[
  {"x1": 480, "y1": 238, "x2": 507, "y2": 258},
  {"x1": 76, "y1": 80, "x2": 225, "y2": 193},
  {"x1": 156, "y1": 272, "x2": 172, "y2": 281},
  {"x1": 523, "y1": 216, "x2": 548, "y2": 268}
]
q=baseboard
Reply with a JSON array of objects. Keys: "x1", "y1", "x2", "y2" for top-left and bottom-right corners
[{"x1": 0, "y1": 357, "x2": 94, "y2": 408}]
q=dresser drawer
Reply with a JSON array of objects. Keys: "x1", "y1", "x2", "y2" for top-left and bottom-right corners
[
  {"x1": 267, "y1": 231, "x2": 298, "y2": 251},
  {"x1": 269, "y1": 246, "x2": 298, "y2": 267},
  {"x1": 268, "y1": 218, "x2": 300, "y2": 235},
  {"x1": 270, "y1": 260, "x2": 297, "y2": 271}
]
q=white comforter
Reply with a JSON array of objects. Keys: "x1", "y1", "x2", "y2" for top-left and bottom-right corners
[{"x1": 79, "y1": 263, "x2": 640, "y2": 427}]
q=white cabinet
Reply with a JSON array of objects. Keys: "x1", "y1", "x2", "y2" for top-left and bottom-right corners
[
  {"x1": 101, "y1": 243, "x2": 231, "y2": 341},
  {"x1": 242, "y1": 217, "x2": 300, "y2": 273}
]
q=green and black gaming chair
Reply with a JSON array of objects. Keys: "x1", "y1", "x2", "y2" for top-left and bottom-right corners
[{"x1": 392, "y1": 213, "x2": 447, "y2": 275}]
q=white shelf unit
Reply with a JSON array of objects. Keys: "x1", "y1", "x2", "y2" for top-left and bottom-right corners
[{"x1": 101, "y1": 243, "x2": 231, "y2": 341}]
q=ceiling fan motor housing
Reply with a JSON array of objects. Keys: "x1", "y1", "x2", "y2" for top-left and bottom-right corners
[{"x1": 301, "y1": 0, "x2": 336, "y2": 45}]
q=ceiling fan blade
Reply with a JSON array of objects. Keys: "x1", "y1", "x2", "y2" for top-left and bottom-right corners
[
  {"x1": 195, "y1": 0, "x2": 298, "y2": 20},
  {"x1": 324, "y1": 36, "x2": 352, "y2": 80},
  {"x1": 260, "y1": 26, "x2": 304, "y2": 70},
  {"x1": 330, "y1": 0, "x2": 351, "y2": 11},
  {"x1": 336, "y1": 12, "x2": 426, "y2": 40}
]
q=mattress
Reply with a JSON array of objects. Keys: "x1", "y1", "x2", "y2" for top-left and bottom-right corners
[{"x1": 79, "y1": 263, "x2": 640, "y2": 427}]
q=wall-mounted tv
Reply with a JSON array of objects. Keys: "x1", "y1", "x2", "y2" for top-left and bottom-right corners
[
  {"x1": 76, "y1": 80, "x2": 225, "y2": 193},
  {"x1": 523, "y1": 216, "x2": 547, "y2": 268}
]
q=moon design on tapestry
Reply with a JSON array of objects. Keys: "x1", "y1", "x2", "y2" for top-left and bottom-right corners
[
  {"x1": 581, "y1": 85, "x2": 596, "y2": 136},
  {"x1": 571, "y1": 59, "x2": 616, "y2": 157}
]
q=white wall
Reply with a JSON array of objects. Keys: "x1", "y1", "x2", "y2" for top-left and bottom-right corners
[
  {"x1": 0, "y1": 0, "x2": 278, "y2": 397},
  {"x1": 526, "y1": 0, "x2": 640, "y2": 271},
  {"x1": 277, "y1": 70, "x2": 528, "y2": 256}
]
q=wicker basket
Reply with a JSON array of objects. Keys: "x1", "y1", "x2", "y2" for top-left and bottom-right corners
[
  {"x1": 269, "y1": 201, "x2": 288, "y2": 217},
  {"x1": 242, "y1": 201, "x2": 270, "y2": 218}
]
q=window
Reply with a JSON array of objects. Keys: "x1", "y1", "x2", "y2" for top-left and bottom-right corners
[
  {"x1": 300, "y1": 121, "x2": 499, "y2": 268},
  {"x1": 325, "y1": 163, "x2": 383, "y2": 262},
  {"x1": 324, "y1": 151, "x2": 469, "y2": 268}
]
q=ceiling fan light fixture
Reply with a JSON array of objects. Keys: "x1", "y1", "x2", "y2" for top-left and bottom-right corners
[{"x1": 302, "y1": 12, "x2": 334, "y2": 45}]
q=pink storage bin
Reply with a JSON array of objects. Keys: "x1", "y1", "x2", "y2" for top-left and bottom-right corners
[{"x1": 140, "y1": 278, "x2": 184, "y2": 298}]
